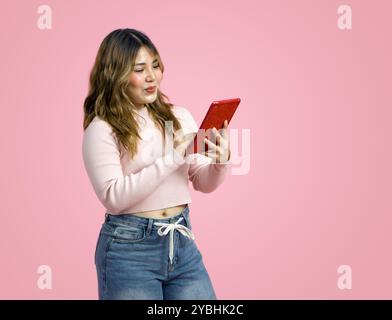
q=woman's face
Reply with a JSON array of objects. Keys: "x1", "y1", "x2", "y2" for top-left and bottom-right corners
[{"x1": 128, "y1": 47, "x2": 163, "y2": 109}]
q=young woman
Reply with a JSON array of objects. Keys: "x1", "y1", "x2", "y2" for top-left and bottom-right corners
[{"x1": 82, "y1": 28, "x2": 231, "y2": 300}]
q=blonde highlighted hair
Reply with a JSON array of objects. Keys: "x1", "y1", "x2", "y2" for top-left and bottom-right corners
[{"x1": 83, "y1": 28, "x2": 182, "y2": 159}]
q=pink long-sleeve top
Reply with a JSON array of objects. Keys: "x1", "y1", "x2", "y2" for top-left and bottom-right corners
[{"x1": 82, "y1": 105, "x2": 231, "y2": 214}]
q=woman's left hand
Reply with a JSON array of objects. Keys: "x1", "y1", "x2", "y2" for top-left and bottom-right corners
[{"x1": 203, "y1": 119, "x2": 231, "y2": 164}]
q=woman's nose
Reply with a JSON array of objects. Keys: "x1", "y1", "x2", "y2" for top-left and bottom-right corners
[{"x1": 145, "y1": 68, "x2": 156, "y2": 81}]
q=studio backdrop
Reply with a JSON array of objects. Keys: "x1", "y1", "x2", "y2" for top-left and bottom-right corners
[{"x1": 0, "y1": 0, "x2": 391, "y2": 299}]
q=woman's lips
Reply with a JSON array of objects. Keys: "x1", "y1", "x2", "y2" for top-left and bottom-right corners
[{"x1": 145, "y1": 86, "x2": 156, "y2": 94}]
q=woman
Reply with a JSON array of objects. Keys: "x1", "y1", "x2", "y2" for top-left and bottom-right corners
[{"x1": 82, "y1": 28, "x2": 231, "y2": 300}]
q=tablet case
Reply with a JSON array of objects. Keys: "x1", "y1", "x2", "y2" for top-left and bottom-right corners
[{"x1": 190, "y1": 98, "x2": 241, "y2": 154}]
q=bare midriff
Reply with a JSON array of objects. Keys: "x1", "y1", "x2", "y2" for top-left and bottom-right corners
[{"x1": 131, "y1": 204, "x2": 187, "y2": 219}]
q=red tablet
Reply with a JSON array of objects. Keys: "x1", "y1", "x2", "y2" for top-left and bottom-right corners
[{"x1": 190, "y1": 98, "x2": 241, "y2": 154}]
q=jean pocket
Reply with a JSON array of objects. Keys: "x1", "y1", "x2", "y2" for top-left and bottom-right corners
[{"x1": 112, "y1": 224, "x2": 147, "y2": 243}]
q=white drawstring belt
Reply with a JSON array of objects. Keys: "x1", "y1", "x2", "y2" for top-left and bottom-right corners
[{"x1": 153, "y1": 217, "x2": 195, "y2": 265}]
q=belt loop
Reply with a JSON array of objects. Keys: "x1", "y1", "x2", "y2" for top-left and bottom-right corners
[{"x1": 146, "y1": 218, "x2": 153, "y2": 236}]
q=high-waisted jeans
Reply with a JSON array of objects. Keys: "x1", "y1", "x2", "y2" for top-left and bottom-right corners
[{"x1": 95, "y1": 204, "x2": 217, "y2": 300}]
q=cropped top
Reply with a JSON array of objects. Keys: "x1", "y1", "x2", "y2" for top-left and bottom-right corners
[{"x1": 82, "y1": 105, "x2": 231, "y2": 214}]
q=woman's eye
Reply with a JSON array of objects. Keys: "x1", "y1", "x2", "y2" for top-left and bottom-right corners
[{"x1": 135, "y1": 65, "x2": 160, "y2": 72}]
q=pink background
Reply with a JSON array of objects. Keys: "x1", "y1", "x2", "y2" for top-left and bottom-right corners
[{"x1": 1, "y1": 0, "x2": 391, "y2": 299}]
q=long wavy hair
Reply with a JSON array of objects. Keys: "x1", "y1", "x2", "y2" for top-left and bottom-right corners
[{"x1": 83, "y1": 28, "x2": 182, "y2": 159}]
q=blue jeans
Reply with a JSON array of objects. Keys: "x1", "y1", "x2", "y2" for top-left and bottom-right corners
[{"x1": 95, "y1": 204, "x2": 217, "y2": 300}]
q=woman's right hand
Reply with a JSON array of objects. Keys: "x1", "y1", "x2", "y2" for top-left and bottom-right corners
[{"x1": 173, "y1": 129, "x2": 196, "y2": 158}]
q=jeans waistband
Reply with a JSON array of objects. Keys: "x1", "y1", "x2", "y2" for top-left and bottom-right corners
[
  {"x1": 104, "y1": 204, "x2": 191, "y2": 228},
  {"x1": 104, "y1": 204, "x2": 193, "y2": 266}
]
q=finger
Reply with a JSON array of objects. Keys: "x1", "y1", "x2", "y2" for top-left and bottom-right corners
[
  {"x1": 205, "y1": 152, "x2": 219, "y2": 162},
  {"x1": 211, "y1": 134, "x2": 227, "y2": 148},
  {"x1": 186, "y1": 132, "x2": 197, "y2": 140},
  {"x1": 185, "y1": 133, "x2": 197, "y2": 144},
  {"x1": 173, "y1": 128, "x2": 184, "y2": 136},
  {"x1": 221, "y1": 120, "x2": 228, "y2": 139},
  {"x1": 212, "y1": 127, "x2": 222, "y2": 140},
  {"x1": 179, "y1": 139, "x2": 193, "y2": 152},
  {"x1": 175, "y1": 130, "x2": 193, "y2": 141},
  {"x1": 204, "y1": 137, "x2": 218, "y2": 150},
  {"x1": 204, "y1": 138, "x2": 223, "y2": 156},
  {"x1": 174, "y1": 135, "x2": 185, "y2": 144}
]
